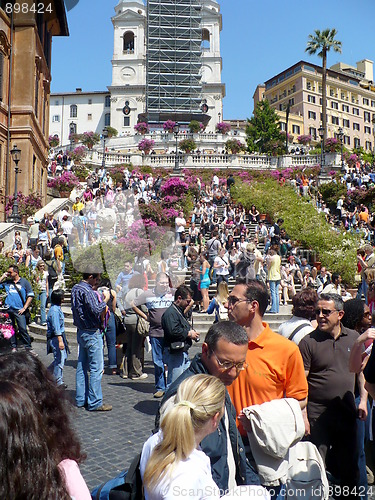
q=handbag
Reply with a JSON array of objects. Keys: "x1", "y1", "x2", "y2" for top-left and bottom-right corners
[
  {"x1": 114, "y1": 313, "x2": 126, "y2": 336},
  {"x1": 137, "y1": 316, "x2": 150, "y2": 336}
]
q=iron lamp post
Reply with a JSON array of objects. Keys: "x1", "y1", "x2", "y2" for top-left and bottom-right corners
[
  {"x1": 102, "y1": 128, "x2": 109, "y2": 172},
  {"x1": 173, "y1": 123, "x2": 180, "y2": 171},
  {"x1": 8, "y1": 144, "x2": 22, "y2": 224},
  {"x1": 318, "y1": 125, "x2": 324, "y2": 174},
  {"x1": 337, "y1": 127, "x2": 345, "y2": 172}
]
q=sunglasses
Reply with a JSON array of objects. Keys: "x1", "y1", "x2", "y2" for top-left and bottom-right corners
[
  {"x1": 315, "y1": 308, "x2": 338, "y2": 317},
  {"x1": 227, "y1": 296, "x2": 249, "y2": 306}
]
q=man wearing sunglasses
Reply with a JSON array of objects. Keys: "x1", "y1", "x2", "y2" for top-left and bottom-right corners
[
  {"x1": 299, "y1": 293, "x2": 359, "y2": 494},
  {"x1": 155, "y1": 321, "x2": 260, "y2": 491}
]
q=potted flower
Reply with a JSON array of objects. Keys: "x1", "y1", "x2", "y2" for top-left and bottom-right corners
[
  {"x1": 72, "y1": 164, "x2": 90, "y2": 181},
  {"x1": 134, "y1": 122, "x2": 149, "y2": 135},
  {"x1": 188, "y1": 120, "x2": 202, "y2": 133},
  {"x1": 163, "y1": 120, "x2": 176, "y2": 133},
  {"x1": 225, "y1": 139, "x2": 246, "y2": 154},
  {"x1": 81, "y1": 131, "x2": 100, "y2": 150},
  {"x1": 5, "y1": 192, "x2": 43, "y2": 222},
  {"x1": 297, "y1": 134, "x2": 312, "y2": 146},
  {"x1": 179, "y1": 138, "x2": 196, "y2": 153},
  {"x1": 70, "y1": 145, "x2": 87, "y2": 164},
  {"x1": 47, "y1": 171, "x2": 81, "y2": 197},
  {"x1": 138, "y1": 138, "x2": 155, "y2": 155},
  {"x1": 49, "y1": 134, "x2": 60, "y2": 148},
  {"x1": 216, "y1": 122, "x2": 231, "y2": 134}
]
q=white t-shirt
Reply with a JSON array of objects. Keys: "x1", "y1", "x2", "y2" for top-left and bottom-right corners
[
  {"x1": 175, "y1": 217, "x2": 186, "y2": 233},
  {"x1": 140, "y1": 430, "x2": 220, "y2": 500},
  {"x1": 214, "y1": 254, "x2": 229, "y2": 276},
  {"x1": 278, "y1": 316, "x2": 314, "y2": 345}
]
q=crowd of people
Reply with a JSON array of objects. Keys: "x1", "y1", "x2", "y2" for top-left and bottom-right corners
[{"x1": 2, "y1": 162, "x2": 375, "y2": 499}]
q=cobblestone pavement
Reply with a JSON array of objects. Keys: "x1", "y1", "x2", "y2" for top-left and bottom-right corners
[{"x1": 33, "y1": 339, "x2": 201, "y2": 491}]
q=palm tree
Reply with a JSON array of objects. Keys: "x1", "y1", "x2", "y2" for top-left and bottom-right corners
[{"x1": 305, "y1": 29, "x2": 342, "y2": 147}]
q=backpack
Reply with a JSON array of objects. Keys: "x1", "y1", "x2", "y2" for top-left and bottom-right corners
[
  {"x1": 91, "y1": 453, "x2": 143, "y2": 500},
  {"x1": 46, "y1": 260, "x2": 58, "y2": 287},
  {"x1": 72, "y1": 215, "x2": 83, "y2": 230}
]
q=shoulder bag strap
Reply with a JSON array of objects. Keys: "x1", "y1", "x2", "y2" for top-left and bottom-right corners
[
  {"x1": 13, "y1": 282, "x2": 26, "y2": 307},
  {"x1": 288, "y1": 322, "x2": 311, "y2": 342}
]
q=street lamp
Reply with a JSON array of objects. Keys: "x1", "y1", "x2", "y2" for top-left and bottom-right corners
[
  {"x1": 102, "y1": 128, "x2": 109, "y2": 172},
  {"x1": 337, "y1": 127, "x2": 345, "y2": 172},
  {"x1": 318, "y1": 125, "x2": 324, "y2": 173},
  {"x1": 8, "y1": 144, "x2": 22, "y2": 224},
  {"x1": 173, "y1": 123, "x2": 180, "y2": 171}
]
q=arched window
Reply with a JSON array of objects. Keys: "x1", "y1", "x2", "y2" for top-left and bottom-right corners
[
  {"x1": 105, "y1": 113, "x2": 110, "y2": 127},
  {"x1": 70, "y1": 104, "x2": 77, "y2": 118},
  {"x1": 201, "y1": 29, "x2": 210, "y2": 50},
  {"x1": 105, "y1": 95, "x2": 111, "y2": 108},
  {"x1": 123, "y1": 31, "x2": 135, "y2": 52}
]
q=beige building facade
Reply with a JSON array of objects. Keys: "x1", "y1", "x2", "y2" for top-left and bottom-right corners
[
  {"x1": 260, "y1": 59, "x2": 375, "y2": 151},
  {"x1": 0, "y1": 1, "x2": 68, "y2": 221}
]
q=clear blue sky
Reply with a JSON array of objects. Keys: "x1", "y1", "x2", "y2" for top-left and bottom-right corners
[{"x1": 51, "y1": 0, "x2": 375, "y2": 120}]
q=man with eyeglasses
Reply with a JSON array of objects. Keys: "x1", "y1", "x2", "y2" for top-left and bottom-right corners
[
  {"x1": 299, "y1": 293, "x2": 359, "y2": 494},
  {"x1": 155, "y1": 321, "x2": 260, "y2": 491},
  {"x1": 226, "y1": 279, "x2": 308, "y2": 434},
  {"x1": 132, "y1": 272, "x2": 174, "y2": 398}
]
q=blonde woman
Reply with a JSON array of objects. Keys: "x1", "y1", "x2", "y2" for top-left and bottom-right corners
[
  {"x1": 141, "y1": 374, "x2": 225, "y2": 499},
  {"x1": 207, "y1": 281, "x2": 229, "y2": 323}
]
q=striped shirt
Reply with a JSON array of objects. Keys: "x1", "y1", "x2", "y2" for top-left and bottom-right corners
[{"x1": 71, "y1": 281, "x2": 106, "y2": 330}]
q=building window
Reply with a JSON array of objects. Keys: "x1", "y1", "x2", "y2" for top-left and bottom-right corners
[
  {"x1": 52, "y1": 115, "x2": 60, "y2": 122},
  {"x1": 353, "y1": 123, "x2": 360, "y2": 131},
  {"x1": 331, "y1": 116, "x2": 339, "y2": 125},
  {"x1": 292, "y1": 125, "x2": 300, "y2": 134},
  {"x1": 280, "y1": 122, "x2": 286, "y2": 131},
  {"x1": 70, "y1": 105, "x2": 77, "y2": 118},
  {"x1": 309, "y1": 127, "x2": 317, "y2": 140},
  {"x1": 105, "y1": 95, "x2": 111, "y2": 107},
  {"x1": 88, "y1": 99, "x2": 92, "y2": 105},
  {"x1": 372, "y1": 100, "x2": 375, "y2": 108},
  {"x1": 105, "y1": 113, "x2": 110, "y2": 127},
  {"x1": 352, "y1": 108, "x2": 359, "y2": 115},
  {"x1": 342, "y1": 119, "x2": 350, "y2": 128},
  {"x1": 54, "y1": 100, "x2": 59, "y2": 106},
  {"x1": 201, "y1": 28, "x2": 210, "y2": 50},
  {"x1": 319, "y1": 98, "x2": 322, "y2": 105},
  {"x1": 363, "y1": 98, "x2": 369, "y2": 105},
  {"x1": 123, "y1": 31, "x2": 135, "y2": 52},
  {"x1": 88, "y1": 114, "x2": 92, "y2": 120},
  {"x1": 366, "y1": 141, "x2": 372, "y2": 150},
  {"x1": 307, "y1": 95, "x2": 315, "y2": 103},
  {"x1": 288, "y1": 98, "x2": 294, "y2": 106},
  {"x1": 354, "y1": 138, "x2": 360, "y2": 148},
  {"x1": 342, "y1": 104, "x2": 349, "y2": 112},
  {"x1": 344, "y1": 136, "x2": 350, "y2": 146},
  {"x1": 306, "y1": 81, "x2": 312, "y2": 90},
  {"x1": 331, "y1": 101, "x2": 338, "y2": 110},
  {"x1": 123, "y1": 116, "x2": 130, "y2": 127},
  {"x1": 365, "y1": 126, "x2": 371, "y2": 134},
  {"x1": 364, "y1": 111, "x2": 371, "y2": 122},
  {"x1": 308, "y1": 111, "x2": 316, "y2": 119}
]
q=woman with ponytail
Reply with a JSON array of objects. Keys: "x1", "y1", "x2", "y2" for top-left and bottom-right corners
[{"x1": 141, "y1": 374, "x2": 225, "y2": 499}]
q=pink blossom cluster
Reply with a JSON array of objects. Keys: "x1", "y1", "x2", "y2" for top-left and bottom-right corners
[{"x1": 0, "y1": 324, "x2": 15, "y2": 339}]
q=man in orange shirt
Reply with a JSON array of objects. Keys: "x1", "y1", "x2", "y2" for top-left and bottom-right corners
[{"x1": 226, "y1": 279, "x2": 308, "y2": 439}]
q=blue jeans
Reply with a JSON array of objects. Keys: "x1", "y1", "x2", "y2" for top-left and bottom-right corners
[
  {"x1": 355, "y1": 395, "x2": 369, "y2": 500},
  {"x1": 8, "y1": 308, "x2": 31, "y2": 349},
  {"x1": 38, "y1": 291, "x2": 47, "y2": 324},
  {"x1": 104, "y1": 313, "x2": 116, "y2": 369},
  {"x1": 357, "y1": 278, "x2": 368, "y2": 305},
  {"x1": 150, "y1": 336, "x2": 166, "y2": 392},
  {"x1": 76, "y1": 329, "x2": 104, "y2": 410},
  {"x1": 47, "y1": 336, "x2": 67, "y2": 386},
  {"x1": 165, "y1": 349, "x2": 190, "y2": 389},
  {"x1": 269, "y1": 280, "x2": 280, "y2": 313}
]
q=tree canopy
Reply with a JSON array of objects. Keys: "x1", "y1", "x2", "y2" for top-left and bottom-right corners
[
  {"x1": 246, "y1": 100, "x2": 284, "y2": 154},
  {"x1": 305, "y1": 29, "x2": 342, "y2": 145}
]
